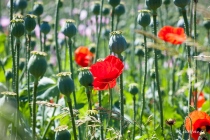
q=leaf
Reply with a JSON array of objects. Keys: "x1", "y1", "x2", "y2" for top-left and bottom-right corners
[{"x1": 37, "y1": 85, "x2": 59, "y2": 100}]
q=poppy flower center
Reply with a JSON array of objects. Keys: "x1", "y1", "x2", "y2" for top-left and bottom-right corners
[{"x1": 196, "y1": 125, "x2": 210, "y2": 133}]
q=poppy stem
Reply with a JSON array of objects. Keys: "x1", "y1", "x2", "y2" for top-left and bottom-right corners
[
  {"x1": 133, "y1": 95, "x2": 136, "y2": 140},
  {"x1": 37, "y1": 16, "x2": 42, "y2": 51},
  {"x1": 152, "y1": 10, "x2": 164, "y2": 135},
  {"x1": 55, "y1": 0, "x2": 62, "y2": 72},
  {"x1": 181, "y1": 7, "x2": 192, "y2": 114},
  {"x1": 98, "y1": 91, "x2": 104, "y2": 140},
  {"x1": 140, "y1": 27, "x2": 148, "y2": 135},
  {"x1": 111, "y1": 7, "x2": 115, "y2": 32},
  {"x1": 86, "y1": 87, "x2": 92, "y2": 110},
  {"x1": 170, "y1": 125, "x2": 174, "y2": 140},
  {"x1": 66, "y1": 96, "x2": 77, "y2": 140},
  {"x1": 119, "y1": 54, "x2": 124, "y2": 138},
  {"x1": 32, "y1": 78, "x2": 38, "y2": 140}
]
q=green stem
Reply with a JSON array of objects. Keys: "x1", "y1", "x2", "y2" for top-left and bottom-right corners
[
  {"x1": 119, "y1": 54, "x2": 124, "y2": 137},
  {"x1": 153, "y1": 81, "x2": 156, "y2": 130},
  {"x1": 181, "y1": 8, "x2": 192, "y2": 114},
  {"x1": 170, "y1": 125, "x2": 174, "y2": 140},
  {"x1": 98, "y1": 91, "x2": 104, "y2": 140},
  {"x1": 115, "y1": 16, "x2": 120, "y2": 30},
  {"x1": 86, "y1": 87, "x2": 92, "y2": 110},
  {"x1": 140, "y1": 27, "x2": 148, "y2": 135},
  {"x1": 66, "y1": 96, "x2": 77, "y2": 140},
  {"x1": 132, "y1": 95, "x2": 136, "y2": 140},
  {"x1": 193, "y1": 2, "x2": 198, "y2": 110},
  {"x1": 152, "y1": 11, "x2": 164, "y2": 135},
  {"x1": 43, "y1": 34, "x2": 46, "y2": 52},
  {"x1": 55, "y1": 0, "x2": 62, "y2": 72},
  {"x1": 32, "y1": 78, "x2": 38, "y2": 140},
  {"x1": 94, "y1": 15, "x2": 99, "y2": 62},
  {"x1": 38, "y1": 16, "x2": 42, "y2": 51},
  {"x1": 111, "y1": 7, "x2": 115, "y2": 32},
  {"x1": 71, "y1": 0, "x2": 75, "y2": 17}
]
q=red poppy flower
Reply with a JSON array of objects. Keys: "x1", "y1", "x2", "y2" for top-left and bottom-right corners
[
  {"x1": 75, "y1": 46, "x2": 94, "y2": 67},
  {"x1": 90, "y1": 55, "x2": 124, "y2": 90},
  {"x1": 158, "y1": 26, "x2": 186, "y2": 45},
  {"x1": 185, "y1": 111, "x2": 210, "y2": 140},
  {"x1": 191, "y1": 91, "x2": 206, "y2": 109}
]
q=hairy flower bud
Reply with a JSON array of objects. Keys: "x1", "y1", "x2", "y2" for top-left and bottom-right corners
[
  {"x1": 114, "y1": 3, "x2": 125, "y2": 17},
  {"x1": 91, "y1": 2, "x2": 100, "y2": 15},
  {"x1": 33, "y1": 2, "x2": 44, "y2": 16},
  {"x1": 128, "y1": 83, "x2": 139, "y2": 95}
]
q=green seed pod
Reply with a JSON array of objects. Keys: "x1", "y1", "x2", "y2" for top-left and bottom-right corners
[
  {"x1": 57, "y1": 72, "x2": 75, "y2": 96},
  {"x1": 19, "y1": 58, "x2": 25, "y2": 71},
  {"x1": 0, "y1": 92, "x2": 17, "y2": 117},
  {"x1": 135, "y1": 46, "x2": 144, "y2": 57},
  {"x1": 103, "y1": 6, "x2": 110, "y2": 16},
  {"x1": 146, "y1": 0, "x2": 162, "y2": 10},
  {"x1": 62, "y1": 19, "x2": 77, "y2": 38},
  {"x1": 91, "y1": 2, "x2": 100, "y2": 15},
  {"x1": 40, "y1": 21, "x2": 51, "y2": 34},
  {"x1": 109, "y1": 31, "x2": 127, "y2": 55},
  {"x1": 137, "y1": 10, "x2": 151, "y2": 27},
  {"x1": 108, "y1": 0, "x2": 120, "y2": 7},
  {"x1": 163, "y1": 0, "x2": 171, "y2": 5},
  {"x1": 128, "y1": 83, "x2": 139, "y2": 95},
  {"x1": 28, "y1": 51, "x2": 47, "y2": 79},
  {"x1": 54, "y1": 125, "x2": 71, "y2": 140},
  {"x1": 25, "y1": 14, "x2": 36, "y2": 32},
  {"x1": 58, "y1": 0, "x2": 63, "y2": 8},
  {"x1": 78, "y1": 67, "x2": 93, "y2": 87},
  {"x1": 10, "y1": 19, "x2": 25, "y2": 38},
  {"x1": 114, "y1": 3, "x2": 125, "y2": 17},
  {"x1": 173, "y1": 0, "x2": 190, "y2": 8},
  {"x1": 5, "y1": 70, "x2": 13, "y2": 81},
  {"x1": 16, "y1": 0, "x2": 27, "y2": 10},
  {"x1": 203, "y1": 18, "x2": 210, "y2": 30},
  {"x1": 33, "y1": 2, "x2": 44, "y2": 16}
]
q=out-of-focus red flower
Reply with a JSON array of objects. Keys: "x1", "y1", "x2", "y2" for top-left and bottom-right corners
[
  {"x1": 185, "y1": 111, "x2": 210, "y2": 140},
  {"x1": 90, "y1": 55, "x2": 124, "y2": 90},
  {"x1": 191, "y1": 91, "x2": 206, "y2": 110},
  {"x1": 75, "y1": 46, "x2": 94, "y2": 67},
  {"x1": 158, "y1": 26, "x2": 186, "y2": 45}
]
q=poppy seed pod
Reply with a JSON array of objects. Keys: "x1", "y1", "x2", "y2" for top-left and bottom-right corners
[
  {"x1": 91, "y1": 2, "x2": 100, "y2": 15},
  {"x1": 203, "y1": 18, "x2": 210, "y2": 30},
  {"x1": 114, "y1": 3, "x2": 125, "y2": 17},
  {"x1": 135, "y1": 47, "x2": 144, "y2": 57},
  {"x1": 62, "y1": 19, "x2": 77, "y2": 38},
  {"x1": 54, "y1": 125, "x2": 71, "y2": 140},
  {"x1": 137, "y1": 10, "x2": 151, "y2": 27},
  {"x1": 78, "y1": 67, "x2": 93, "y2": 87},
  {"x1": 28, "y1": 51, "x2": 47, "y2": 79},
  {"x1": 25, "y1": 14, "x2": 36, "y2": 32},
  {"x1": 10, "y1": 19, "x2": 25, "y2": 38},
  {"x1": 108, "y1": 0, "x2": 120, "y2": 7},
  {"x1": 33, "y1": 2, "x2": 44, "y2": 16},
  {"x1": 146, "y1": 0, "x2": 162, "y2": 11},
  {"x1": 173, "y1": 0, "x2": 190, "y2": 8},
  {"x1": 40, "y1": 21, "x2": 51, "y2": 34},
  {"x1": 109, "y1": 31, "x2": 127, "y2": 54},
  {"x1": 163, "y1": 0, "x2": 171, "y2": 5},
  {"x1": 128, "y1": 83, "x2": 139, "y2": 95},
  {"x1": 5, "y1": 70, "x2": 13, "y2": 81},
  {"x1": 57, "y1": 72, "x2": 75, "y2": 96},
  {"x1": 103, "y1": 6, "x2": 110, "y2": 16},
  {"x1": 15, "y1": 0, "x2": 27, "y2": 10}
]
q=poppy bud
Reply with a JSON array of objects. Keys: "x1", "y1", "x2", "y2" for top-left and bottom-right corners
[
  {"x1": 114, "y1": 3, "x2": 125, "y2": 17},
  {"x1": 0, "y1": 92, "x2": 17, "y2": 117},
  {"x1": 135, "y1": 47, "x2": 144, "y2": 57},
  {"x1": 78, "y1": 67, "x2": 93, "y2": 87},
  {"x1": 54, "y1": 125, "x2": 71, "y2": 140},
  {"x1": 33, "y1": 2, "x2": 44, "y2": 16},
  {"x1": 146, "y1": 0, "x2": 162, "y2": 11},
  {"x1": 165, "y1": 119, "x2": 175, "y2": 126},
  {"x1": 109, "y1": 31, "x2": 127, "y2": 54},
  {"x1": 58, "y1": 0, "x2": 63, "y2": 8},
  {"x1": 103, "y1": 6, "x2": 110, "y2": 16},
  {"x1": 28, "y1": 51, "x2": 47, "y2": 79},
  {"x1": 5, "y1": 70, "x2": 13, "y2": 81},
  {"x1": 15, "y1": 0, "x2": 27, "y2": 10},
  {"x1": 128, "y1": 83, "x2": 139, "y2": 95},
  {"x1": 57, "y1": 72, "x2": 75, "y2": 96},
  {"x1": 108, "y1": 0, "x2": 120, "y2": 7},
  {"x1": 173, "y1": 0, "x2": 190, "y2": 9},
  {"x1": 10, "y1": 19, "x2": 25, "y2": 38},
  {"x1": 40, "y1": 21, "x2": 51, "y2": 34},
  {"x1": 25, "y1": 14, "x2": 36, "y2": 32},
  {"x1": 163, "y1": 0, "x2": 171, "y2": 5},
  {"x1": 203, "y1": 18, "x2": 210, "y2": 30},
  {"x1": 89, "y1": 44, "x2": 96, "y2": 53},
  {"x1": 91, "y1": 2, "x2": 100, "y2": 15},
  {"x1": 137, "y1": 10, "x2": 151, "y2": 27},
  {"x1": 62, "y1": 19, "x2": 77, "y2": 38}
]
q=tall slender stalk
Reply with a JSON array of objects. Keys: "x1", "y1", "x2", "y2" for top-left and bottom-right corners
[
  {"x1": 111, "y1": 7, "x2": 115, "y2": 32},
  {"x1": 170, "y1": 125, "x2": 174, "y2": 140},
  {"x1": 55, "y1": 0, "x2": 62, "y2": 72},
  {"x1": 86, "y1": 87, "x2": 92, "y2": 110},
  {"x1": 140, "y1": 27, "x2": 148, "y2": 135},
  {"x1": 152, "y1": 10, "x2": 164, "y2": 135},
  {"x1": 98, "y1": 91, "x2": 104, "y2": 140},
  {"x1": 132, "y1": 95, "x2": 136, "y2": 140},
  {"x1": 181, "y1": 8, "x2": 192, "y2": 114},
  {"x1": 37, "y1": 16, "x2": 42, "y2": 51},
  {"x1": 66, "y1": 96, "x2": 77, "y2": 140},
  {"x1": 32, "y1": 78, "x2": 38, "y2": 140}
]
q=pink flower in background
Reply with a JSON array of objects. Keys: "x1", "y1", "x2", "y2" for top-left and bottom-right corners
[
  {"x1": 78, "y1": 24, "x2": 86, "y2": 36},
  {"x1": 0, "y1": 16, "x2": 10, "y2": 28},
  {"x1": 80, "y1": 10, "x2": 88, "y2": 21}
]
